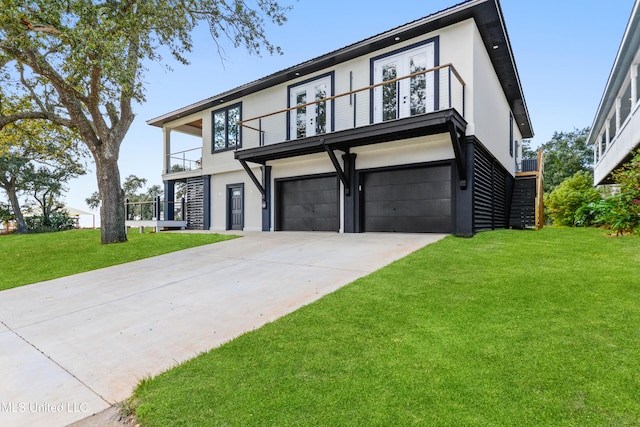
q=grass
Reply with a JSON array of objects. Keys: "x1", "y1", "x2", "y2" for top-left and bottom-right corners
[
  {"x1": 0, "y1": 229, "x2": 237, "y2": 291},
  {"x1": 130, "y1": 228, "x2": 640, "y2": 426}
]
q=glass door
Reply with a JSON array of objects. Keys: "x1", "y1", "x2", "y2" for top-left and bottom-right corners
[
  {"x1": 373, "y1": 43, "x2": 435, "y2": 123},
  {"x1": 290, "y1": 76, "x2": 331, "y2": 139}
]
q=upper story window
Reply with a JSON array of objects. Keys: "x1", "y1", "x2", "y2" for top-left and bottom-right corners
[
  {"x1": 288, "y1": 73, "x2": 334, "y2": 140},
  {"x1": 213, "y1": 103, "x2": 241, "y2": 152},
  {"x1": 371, "y1": 38, "x2": 438, "y2": 123}
]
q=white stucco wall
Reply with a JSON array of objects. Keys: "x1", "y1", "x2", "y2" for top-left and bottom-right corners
[
  {"x1": 353, "y1": 134, "x2": 454, "y2": 170},
  {"x1": 210, "y1": 169, "x2": 264, "y2": 232},
  {"x1": 470, "y1": 24, "x2": 522, "y2": 176}
]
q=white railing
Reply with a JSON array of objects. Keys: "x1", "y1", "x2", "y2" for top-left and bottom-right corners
[{"x1": 238, "y1": 63, "x2": 465, "y2": 147}]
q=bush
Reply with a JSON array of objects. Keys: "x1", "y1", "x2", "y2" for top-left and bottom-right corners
[
  {"x1": 26, "y1": 211, "x2": 76, "y2": 233},
  {"x1": 607, "y1": 149, "x2": 640, "y2": 234},
  {"x1": 547, "y1": 171, "x2": 601, "y2": 226}
]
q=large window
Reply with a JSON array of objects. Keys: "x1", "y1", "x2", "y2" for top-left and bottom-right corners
[
  {"x1": 288, "y1": 73, "x2": 333, "y2": 140},
  {"x1": 213, "y1": 103, "x2": 241, "y2": 152},
  {"x1": 371, "y1": 38, "x2": 437, "y2": 123}
]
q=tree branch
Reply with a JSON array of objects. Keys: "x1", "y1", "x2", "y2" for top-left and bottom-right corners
[
  {"x1": 20, "y1": 18, "x2": 64, "y2": 37},
  {"x1": 0, "y1": 111, "x2": 74, "y2": 130}
]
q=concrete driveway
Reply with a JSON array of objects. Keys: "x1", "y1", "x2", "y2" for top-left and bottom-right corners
[{"x1": 0, "y1": 231, "x2": 445, "y2": 427}]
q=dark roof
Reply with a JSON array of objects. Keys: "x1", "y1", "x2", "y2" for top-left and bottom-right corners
[{"x1": 148, "y1": 0, "x2": 533, "y2": 138}]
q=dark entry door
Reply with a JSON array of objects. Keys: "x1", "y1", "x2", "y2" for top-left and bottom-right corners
[
  {"x1": 361, "y1": 164, "x2": 452, "y2": 233},
  {"x1": 228, "y1": 185, "x2": 243, "y2": 230},
  {"x1": 278, "y1": 175, "x2": 338, "y2": 231}
]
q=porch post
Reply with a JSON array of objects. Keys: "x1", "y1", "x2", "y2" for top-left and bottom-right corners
[
  {"x1": 163, "y1": 128, "x2": 171, "y2": 174},
  {"x1": 203, "y1": 176, "x2": 211, "y2": 230},
  {"x1": 454, "y1": 140, "x2": 474, "y2": 237},
  {"x1": 163, "y1": 180, "x2": 175, "y2": 221},
  {"x1": 261, "y1": 165, "x2": 272, "y2": 231},
  {"x1": 342, "y1": 153, "x2": 357, "y2": 233}
]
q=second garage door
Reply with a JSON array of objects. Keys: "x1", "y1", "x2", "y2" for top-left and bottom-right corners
[
  {"x1": 361, "y1": 164, "x2": 452, "y2": 233},
  {"x1": 277, "y1": 175, "x2": 339, "y2": 231}
]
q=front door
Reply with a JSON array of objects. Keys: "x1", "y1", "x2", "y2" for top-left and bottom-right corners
[
  {"x1": 290, "y1": 76, "x2": 331, "y2": 139},
  {"x1": 228, "y1": 185, "x2": 243, "y2": 230}
]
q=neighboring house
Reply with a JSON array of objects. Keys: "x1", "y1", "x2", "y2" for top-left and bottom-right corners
[
  {"x1": 590, "y1": 0, "x2": 640, "y2": 185},
  {"x1": 148, "y1": 0, "x2": 536, "y2": 236}
]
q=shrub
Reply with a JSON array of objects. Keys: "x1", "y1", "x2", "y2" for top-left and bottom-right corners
[
  {"x1": 608, "y1": 149, "x2": 640, "y2": 234},
  {"x1": 547, "y1": 171, "x2": 601, "y2": 226},
  {"x1": 26, "y1": 211, "x2": 76, "y2": 233}
]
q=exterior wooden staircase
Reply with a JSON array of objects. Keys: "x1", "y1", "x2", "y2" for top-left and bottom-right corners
[{"x1": 509, "y1": 149, "x2": 544, "y2": 230}]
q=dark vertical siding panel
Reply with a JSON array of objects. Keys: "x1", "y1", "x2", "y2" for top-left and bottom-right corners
[{"x1": 473, "y1": 142, "x2": 509, "y2": 233}]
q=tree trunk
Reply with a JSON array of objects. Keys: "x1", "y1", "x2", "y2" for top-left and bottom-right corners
[
  {"x1": 5, "y1": 181, "x2": 27, "y2": 233},
  {"x1": 95, "y1": 156, "x2": 127, "y2": 244}
]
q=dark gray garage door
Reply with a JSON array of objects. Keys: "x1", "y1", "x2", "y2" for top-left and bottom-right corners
[
  {"x1": 278, "y1": 175, "x2": 339, "y2": 231},
  {"x1": 362, "y1": 165, "x2": 452, "y2": 233}
]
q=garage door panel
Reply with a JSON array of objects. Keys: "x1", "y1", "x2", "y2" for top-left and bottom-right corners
[
  {"x1": 278, "y1": 176, "x2": 338, "y2": 232},
  {"x1": 365, "y1": 167, "x2": 449, "y2": 186},
  {"x1": 313, "y1": 203, "x2": 339, "y2": 217},
  {"x1": 366, "y1": 199, "x2": 451, "y2": 218},
  {"x1": 282, "y1": 204, "x2": 313, "y2": 217},
  {"x1": 281, "y1": 217, "x2": 309, "y2": 231},
  {"x1": 282, "y1": 189, "x2": 335, "y2": 205},
  {"x1": 363, "y1": 165, "x2": 452, "y2": 233},
  {"x1": 365, "y1": 215, "x2": 450, "y2": 233},
  {"x1": 313, "y1": 218, "x2": 339, "y2": 231},
  {"x1": 366, "y1": 182, "x2": 450, "y2": 201}
]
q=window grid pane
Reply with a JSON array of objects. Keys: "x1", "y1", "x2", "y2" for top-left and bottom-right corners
[
  {"x1": 382, "y1": 65, "x2": 398, "y2": 121},
  {"x1": 214, "y1": 111, "x2": 226, "y2": 150},
  {"x1": 227, "y1": 106, "x2": 240, "y2": 148},
  {"x1": 213, "y1": 104, "x2": 241, "y2": 151}
]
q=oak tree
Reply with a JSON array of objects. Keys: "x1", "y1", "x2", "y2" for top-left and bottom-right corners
[{"x1": 0, "y1": 0, "x2": 291, "y2": 243}]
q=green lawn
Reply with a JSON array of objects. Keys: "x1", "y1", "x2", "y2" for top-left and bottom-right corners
[
  {"x1": 0, "y1": 229, "x2": 237, "y2": 291},
  {"x1": 130, "y1": 228, "x2": 640, "y2": 426}
]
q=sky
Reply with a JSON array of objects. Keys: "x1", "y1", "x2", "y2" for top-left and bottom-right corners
[{"x1": 56, "y1": 0, "x2": 635, "y2": 226}]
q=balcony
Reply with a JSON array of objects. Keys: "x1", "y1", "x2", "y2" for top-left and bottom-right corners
[
  {"x1": 167, "y1": 147, "x2": 202, "y2": 174},
  {"x1": 236, "y1": 63, "x2": 466, "y2": 165}
]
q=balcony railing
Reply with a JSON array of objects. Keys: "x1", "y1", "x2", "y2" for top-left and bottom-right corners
[
  {"x1": 237, "y1": 63, "x2": 465, "y2": 148},
  {"x1": 520, "y1": 158, "x2": 538, "y2": 172},
  {"x1": 125, "y1": 197, "x2": 185, "y2": 221},
  {"x1": 167, "y1": 147, "x2": 201, "y2": 174}
]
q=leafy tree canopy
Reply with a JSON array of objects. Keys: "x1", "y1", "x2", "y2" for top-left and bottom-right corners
[
  {"x1": 0, "y1": 0, "x2": 291, "y2": 243},
  {"x1": 0, "y1": 115, "x2": 86, "y2": 232},
  {"x1": 541, "y1": 127, "x2": 593, "y2": 192}
]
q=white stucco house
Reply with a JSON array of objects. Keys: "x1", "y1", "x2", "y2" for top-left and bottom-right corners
[
  {"x1": 148, "y1": 0, "x2": 536, "y2": 236},
  {"x1": 589, "y1": 0, "x2": 640, "y2": 185}
]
